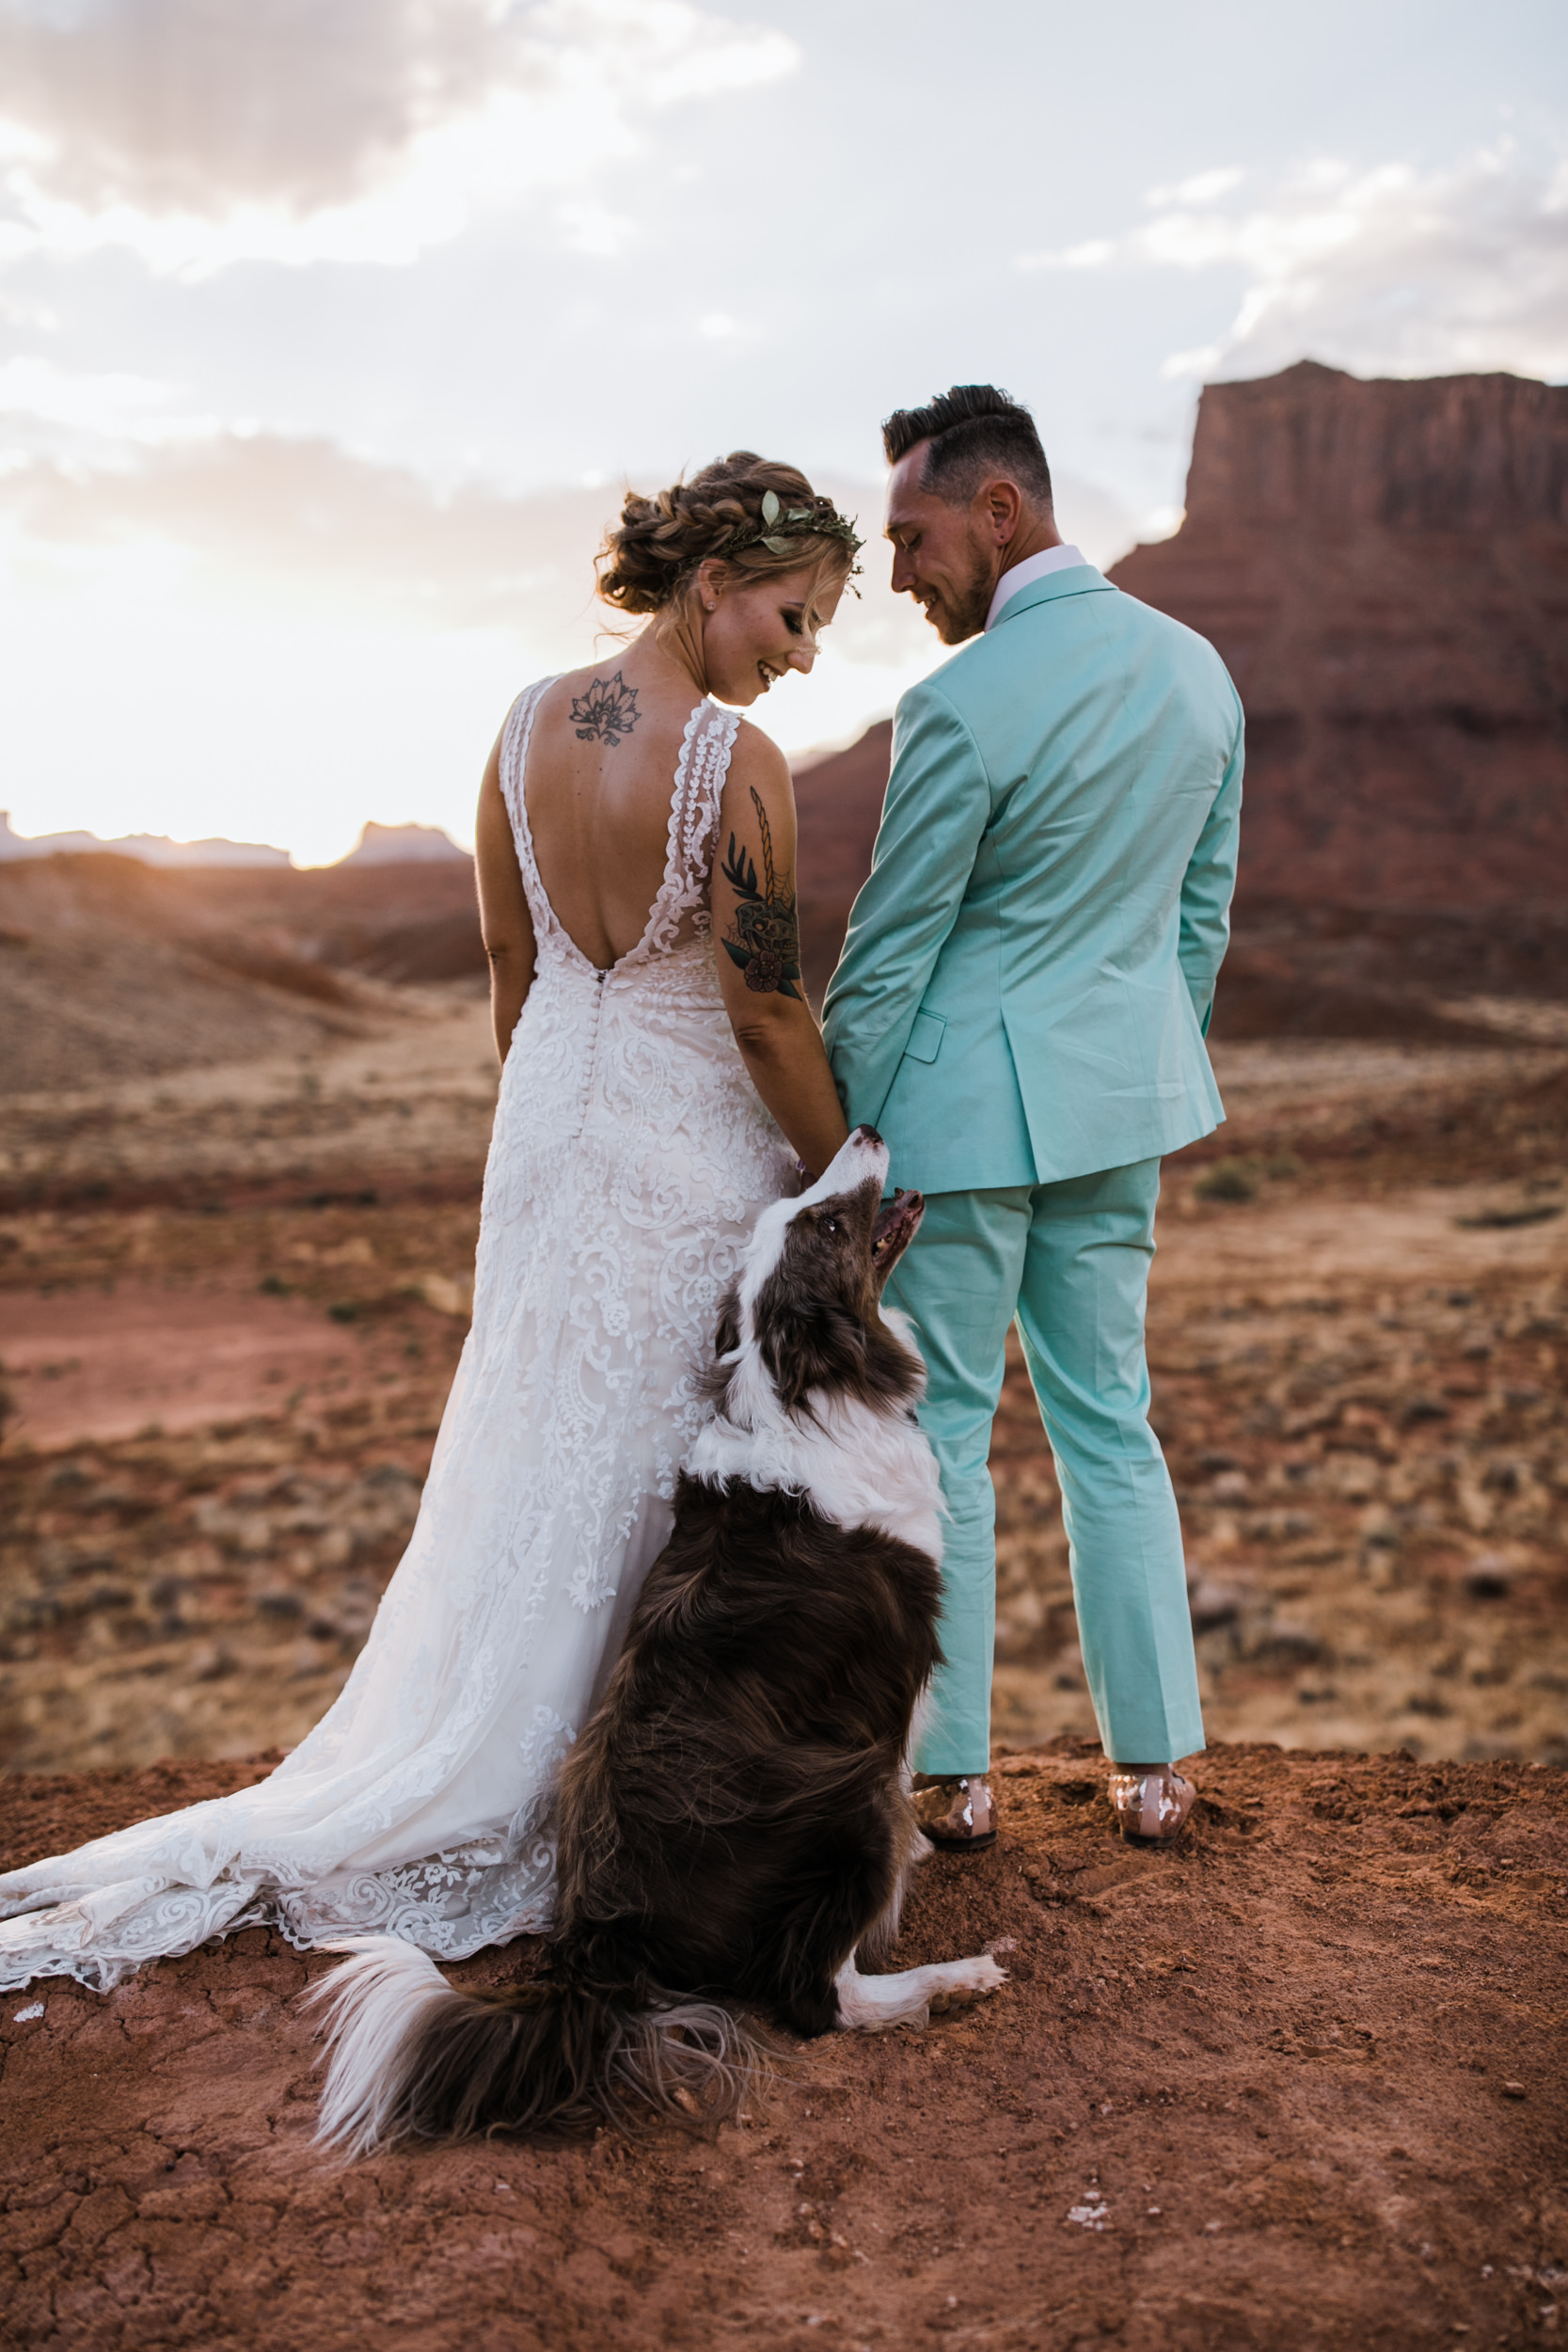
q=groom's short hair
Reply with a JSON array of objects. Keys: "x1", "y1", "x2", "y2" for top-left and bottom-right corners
[{"x1": 882, "y1": 385, "x2": 1053, "y2": 511}]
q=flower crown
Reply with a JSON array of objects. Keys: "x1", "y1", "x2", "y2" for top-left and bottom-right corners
[{"x1": 710, "y1": 488, "x2": 863, "y2": 572}]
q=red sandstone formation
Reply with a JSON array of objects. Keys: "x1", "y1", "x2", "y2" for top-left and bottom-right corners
[
  {"x1": 792, "y1": 719, "x2": 891, "y2": 1001},
  {"x1": 1110, "y1": 361, "x2": 1568, "y2": 905}
]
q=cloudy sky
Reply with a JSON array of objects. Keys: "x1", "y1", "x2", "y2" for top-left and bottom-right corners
[{"x1": 2, "y1": 0, "x2": 1564, "y2": 864}]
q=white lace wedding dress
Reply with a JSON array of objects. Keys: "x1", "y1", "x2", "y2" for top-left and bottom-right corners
[{"x1": 0, "y1": 684, "x2": 795, "y2": 1993}]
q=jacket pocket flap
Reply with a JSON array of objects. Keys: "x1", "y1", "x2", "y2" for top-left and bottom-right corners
[{"x1": 903, "y1": 1010, "x2": 946, "y2": 1065}]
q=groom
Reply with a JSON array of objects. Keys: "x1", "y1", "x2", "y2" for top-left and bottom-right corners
[{"x1": 822, "y1": 385, "x2": 1243, "y2": 1848}]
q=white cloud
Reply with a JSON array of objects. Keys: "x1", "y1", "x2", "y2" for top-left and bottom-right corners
[
  {"x1": 0, "y1": 415, "x2": 1148, "y2": 859},
  {"x1": 1031, "y1": 238, "x2": 1117, "y2": 272},
  {"x1": 0, "y1": 355, "x2": 181, "y2": 439},
  {"x1": 0, "y1": 0, "x2": 797, "y2": 275},
  {"x1": 1018, "y1": 150, "x2": 1568, "y2": 386},
  {"x1": 1144, "y1": 167, "x2": 1245, "y2": 210},
  {"x1": 0, "y1": 433, "x2": 608, "y2": 638},
  {"x1": 0, "y1": 431, "x2": 937, "y2": 677},
  {"x1": 0, "y1": 434, "x2": 936, "y2": 860},
  {"x1": 552, "y1": 199, "x2": 638, "y2": 258}
]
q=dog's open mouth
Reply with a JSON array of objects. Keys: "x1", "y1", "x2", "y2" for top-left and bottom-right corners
[{"x1": 871, "y1": 1188, "x2": 924, "y2": 1263}]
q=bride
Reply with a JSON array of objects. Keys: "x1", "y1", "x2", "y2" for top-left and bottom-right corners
[{"x1": 0, "y1": 454, "x2": 859, "y2": 1993}]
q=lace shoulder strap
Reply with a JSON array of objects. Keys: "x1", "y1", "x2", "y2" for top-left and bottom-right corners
[
  {"x1": 640, "y1": 700, "x2": 740, "y2": 961},
  {"x1": 497, "y1": 676, "x2": 561, "y2": 941}
]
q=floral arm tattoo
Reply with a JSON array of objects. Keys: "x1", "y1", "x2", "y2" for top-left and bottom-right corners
[
  {"x1": 569, "y1": 672, "x2": 641, "y2": 746},
  {"x1": 721, "y1": 787, "x2": 803, "y2": 1000}
]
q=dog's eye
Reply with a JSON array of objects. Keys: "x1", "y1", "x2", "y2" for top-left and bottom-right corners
[{"x1": 823, "y1": 1218, "x2": 837, "y2": 1234}]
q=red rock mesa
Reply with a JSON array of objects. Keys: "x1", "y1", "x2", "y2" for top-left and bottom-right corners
[{"x1": 1109, "y1": 360, "x2": 1568, "y2": 906}]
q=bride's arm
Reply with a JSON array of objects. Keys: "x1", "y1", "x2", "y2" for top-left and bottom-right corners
[
  {"x1": 475, "y1": 728, "x2": 537, "y2": 1065},
  {"x1": 712, "y1": 726, "x2": 850, "y2": 1177}
]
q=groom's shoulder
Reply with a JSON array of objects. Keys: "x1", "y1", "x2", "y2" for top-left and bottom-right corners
[
  {"x1": 974, "y1": 576, "x2": 1235, "y2": 701},
  {"x1": 893, "y1": 613, "x2": 1038, "y2": 735},
  {"x1": 894, "y1": 628, "x2": 1006, "y2": 720},
  {"x1": 892, "y1": 656, "x2": 972, "y2": 739}
]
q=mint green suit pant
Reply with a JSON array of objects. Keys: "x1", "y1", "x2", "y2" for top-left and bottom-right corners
[{"x1": 883, "y1": 1161, "x2": 1204, "y2": 1774}]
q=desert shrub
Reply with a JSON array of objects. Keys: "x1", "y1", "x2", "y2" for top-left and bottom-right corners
[{"x1": 1195, "y1": 1158, "x2": 1259, "y2": 1203}]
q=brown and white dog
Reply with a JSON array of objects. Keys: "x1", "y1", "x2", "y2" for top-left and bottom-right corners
[{"x1": 310, "y1": 1128, "x2": 1005, "y2": 2152}]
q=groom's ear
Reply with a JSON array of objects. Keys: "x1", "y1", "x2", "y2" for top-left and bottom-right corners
[{"x1": 977, "y1": 475, "x2": 1025, "y2": 547}]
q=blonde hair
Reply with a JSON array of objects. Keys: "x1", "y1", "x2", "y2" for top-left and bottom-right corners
[{"x1": 596, "y1": 452, "x2": 858, "y2": 614}]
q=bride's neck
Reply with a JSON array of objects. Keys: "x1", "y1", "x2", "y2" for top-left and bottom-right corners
[{"x1": 647, "y1": 608, "x2": 712, "y2": 701}]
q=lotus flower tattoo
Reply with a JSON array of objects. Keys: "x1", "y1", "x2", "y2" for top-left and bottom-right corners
[{"x1": 570, "y1": 673, "x2": 641, "y2": 747}]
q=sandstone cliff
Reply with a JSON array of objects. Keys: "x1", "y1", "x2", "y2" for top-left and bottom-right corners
[
  {"x1": 793, "y1": 718, "x2": 892, "y2": 1002},
  {"x1": 1109, "y1": 360, "x2": 1568, "y2": 903}
]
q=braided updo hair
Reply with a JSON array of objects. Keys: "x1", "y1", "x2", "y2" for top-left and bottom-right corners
[{"x1": 596, "y1": 452, "x2": 856, "y2": 615}]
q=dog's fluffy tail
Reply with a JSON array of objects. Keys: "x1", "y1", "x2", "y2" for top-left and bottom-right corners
[{"x1": 306, "y1": 1935, "x2": 767, "y2": 2154}]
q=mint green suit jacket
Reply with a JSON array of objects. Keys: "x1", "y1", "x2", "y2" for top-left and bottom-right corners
[{"x1": 821, "y1": 566, "x2": 1243, "y2": 1193}]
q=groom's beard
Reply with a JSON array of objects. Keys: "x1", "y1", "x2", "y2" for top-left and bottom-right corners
[{"x1": 926, "y1": 549, "x2": 994, "y2": 645}]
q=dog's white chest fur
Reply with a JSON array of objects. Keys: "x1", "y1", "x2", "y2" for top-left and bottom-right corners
[{"x1": 688, "y1": 1357, "x2": 943, "y2": 1565}]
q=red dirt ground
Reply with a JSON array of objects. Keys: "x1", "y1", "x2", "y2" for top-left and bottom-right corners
[
  {"x1": 3, "y1": 1742, "x2": 1564, "y2": 2351},
  {"x1": 2, "y1": 1287, "x2": 365, "y2": 1452}
]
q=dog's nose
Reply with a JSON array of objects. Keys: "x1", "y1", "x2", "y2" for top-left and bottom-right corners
[{"x1": 850, "y1": 1126, "x2": 884, "y2": 1150}]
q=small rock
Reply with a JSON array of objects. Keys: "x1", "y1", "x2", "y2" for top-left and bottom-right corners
[
  {"x1": 1401, "y1": 1395, "x2": 1450, "y2": 1426},
  {"x1": 1188, "y1": 1577, "x2": 1244, "y2": 1632},
  {"x1": 1501, "y1": 2081, "x2": 1528, "y2": 2100}
]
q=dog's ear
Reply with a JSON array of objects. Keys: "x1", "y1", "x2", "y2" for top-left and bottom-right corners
[
  {"x1": 698, "y1": 1281, "x2": 745, "y2": 1410},
  {"x1": 758, "y1": 1293, "x2": 867, "y2": 1417},
  {"x1": 713, "y1": 1281, "x2": 741, "y2": 1361}
]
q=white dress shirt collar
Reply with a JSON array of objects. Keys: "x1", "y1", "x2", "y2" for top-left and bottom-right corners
[{"x1": 984, "y1": 542, "x2": 1088, "y2": 632}]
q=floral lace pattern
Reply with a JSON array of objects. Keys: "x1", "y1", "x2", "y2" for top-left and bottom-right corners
[{"x1": 0, "y1": 681, "x2": 794, "y2": 1993}]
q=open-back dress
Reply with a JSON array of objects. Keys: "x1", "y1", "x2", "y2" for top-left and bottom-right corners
[{"x1": 0, "y1": 683, "x2": 795, "y2": 1991}]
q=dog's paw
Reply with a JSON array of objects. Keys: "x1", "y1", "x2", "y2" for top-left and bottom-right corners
[{"x1": 925, "y1": 1953, "x2": 1007, "y2": 2015}]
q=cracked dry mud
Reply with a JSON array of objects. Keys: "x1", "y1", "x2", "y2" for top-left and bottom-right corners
[{"x1": 2, "y1": 1744, "x2": 1566, "y2": 2350}]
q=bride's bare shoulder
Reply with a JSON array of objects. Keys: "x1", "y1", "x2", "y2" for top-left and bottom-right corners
[
  {"x1": 727, "y1": 716, "x2": 792, "y2": 790},
  {"x1": 718, "y1": 722, "x2": 799, "y2": 864}
]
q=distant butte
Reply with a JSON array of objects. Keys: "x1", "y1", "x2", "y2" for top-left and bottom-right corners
[
  {"x1": 335, "y1": 819, "x2": 469, "y2": 866},
  {"x1": 1109, "y1": 359, "x2": 1568, "y2": 905}
]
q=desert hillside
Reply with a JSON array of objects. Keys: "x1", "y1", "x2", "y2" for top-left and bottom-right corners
[
  {"x1": 5, "y1": 1004, "x2": 1564, "y2": 1775},
  {"x1": 0, "y1": 850, "x2": 487, "y2": 1095}
]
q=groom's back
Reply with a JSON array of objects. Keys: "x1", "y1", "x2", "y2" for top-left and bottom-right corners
[
  {"x1": 942, "y1": 580, "x2": 1237, "y2": 993},
  {"x1": 825, "y1": 568, "x2": 1243, "y2": 1193}
]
